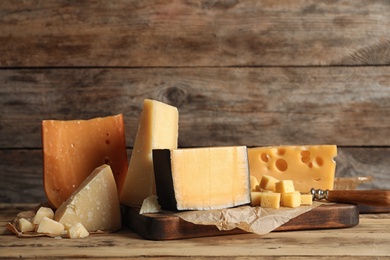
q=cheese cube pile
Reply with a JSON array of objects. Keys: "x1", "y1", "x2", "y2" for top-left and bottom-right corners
[
  {"x1": 15, "y1": 206, "x2": 89, "y2": 238},
  {"x1": 250, "y1": 175, "x2": 313, "y2": 209}
]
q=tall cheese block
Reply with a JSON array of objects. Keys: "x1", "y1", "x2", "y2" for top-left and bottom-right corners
[
  {"x1": 42, "y1": 114, "x2": 128, "y2": 209},
  {"x1": 120, "y1": 99, "x2": 179, "y2": 206},
  {"x1": 248, "y1": 145, "x2": 337, "y2": 193},
  {"x1": 153, "y1": 146, "x2": 251, "y2": 211},
  {"x1": 54, "y1": 164, "x2": 121, "y2": 232}
]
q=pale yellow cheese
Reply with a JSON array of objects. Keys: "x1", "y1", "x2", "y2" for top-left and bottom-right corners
[
  {"x1": 275, "y1": 180, "x2": 295, "y2": 194},
  {"x1": 250, "y1": 176, "x2": 259, "y2": 191},
  {"x1": 248, "y1": 145, "x2": 337, "y2": 193},
  {"x1": 250, "y1": 192, "x2": 262, "y2": 206},
  {"x1": 300, "y1": 194, "x2": 313, "y2": 205},
  {"x1": 156, "y1": 146, "x2": 250, "y2": 210},
  {"x1": 261, "y1": 192, "x2": 281, "y2": 209},
  {"x1": 54, "y1": 164, "x2": 121, "y2": 232},
  {"x1": 258, "y1": 175, "x2": 279, "y2": 191},
  {"x1": 65, "y1": 223, "x2": 89, "y2": 238},
  {"x1": 281, "y1": 192, "x2": 301, "y2": 208},
  {"x1": 120, "y1": 99, "x2": 179, "y2": 206},
  {"x1": 32, "y1": 207, "x2": 54, "y2": 225},
  {"x1": 139, "y1": 195, "x2": 161, "y2": 214},
  {"x1": 36, "y1": 217, "x2": 65, "y2": 236},
  {"x1": 17, "y1": 218, "x2": 35, "y2": 233}
]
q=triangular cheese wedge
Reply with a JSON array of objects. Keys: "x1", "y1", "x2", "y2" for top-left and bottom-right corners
[{"x1": 54, "y1": 164, "x2": 121, "y2": 232}]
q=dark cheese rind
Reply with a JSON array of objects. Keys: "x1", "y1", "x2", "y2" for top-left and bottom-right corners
[{"x1": 152, "y1": 149, "x2": 179, "y2": 211}]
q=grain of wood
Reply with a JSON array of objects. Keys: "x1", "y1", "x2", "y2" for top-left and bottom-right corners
[
  {"x1": 0, "y1": 0, "x2": 389, "y2": 67},
  {"x1": 0, "y1": 204, "x2": 389, "y2": 259},
  {"x1": 1, "y1": 67, "x2": 389, "y2": 148}
]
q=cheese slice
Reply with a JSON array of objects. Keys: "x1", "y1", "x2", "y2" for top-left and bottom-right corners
[
  {"x1": 248, "y1": 145, "x2": 337, "y2": 193},
  {"x1": 54, "y1": 164, "x2": 121, "y2": 232},
  {"x1": 120, "y1": 99, "x2": 179, "y2": 206},
  {"x1": 42, "y1": 114, "x2": 128, "y2": 208},
  {"x1": 153, "y1": 146, "x2": 251, "y2": 211}
]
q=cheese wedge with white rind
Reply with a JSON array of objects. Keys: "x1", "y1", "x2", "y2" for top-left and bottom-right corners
[{"x1": 54, "y1": 164, "x2": 121, "y2": 232}]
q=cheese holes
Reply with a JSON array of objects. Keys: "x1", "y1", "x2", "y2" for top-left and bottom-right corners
[
  {"x1": 260, "y1": 153, "x2": 269, "y2": 162},
  {"x1": 277, "y1": 148, "x2": 286, "y2": 156},
  {"x1": 315, "y1": 157, "x2": 324, "y2": 166},
  {"x1": 275, "y1": 159, "x2": 288, "y2": 172}
]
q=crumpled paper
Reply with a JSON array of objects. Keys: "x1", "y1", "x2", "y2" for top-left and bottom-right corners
[{"x1": 174, "y1": 202, "x2": 320, "y2": 235}]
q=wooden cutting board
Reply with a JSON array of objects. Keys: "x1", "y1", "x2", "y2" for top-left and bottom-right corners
[{"x1": 123, "y1": 203, "x2": 359, "y2": 240}]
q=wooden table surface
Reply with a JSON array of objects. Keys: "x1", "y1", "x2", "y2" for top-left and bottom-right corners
[{"x1": 1, "y1": 203, "x2": 389, "y2": 259}]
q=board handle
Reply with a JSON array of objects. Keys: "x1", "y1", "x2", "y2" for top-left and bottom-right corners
[{"x1": 311, "y1": 189, "x2": 390, "y2": 207}]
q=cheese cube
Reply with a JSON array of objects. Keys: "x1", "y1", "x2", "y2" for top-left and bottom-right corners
[
  {"x1": 153, "y1": 146, "x2": 251, "y2": 210},
  {"x1": 250, "y1": 176, "x2": 259, "y2": 191},
  {"x1": 120, "y1": 99, "x2": 179, "y2": 206},
  {"x1": 54, "y1": 164, "x2": 121, "y2": 232},
  {"x1": 42, "y1": 114, "x2": 128, "y2": 209},
  {"x1": 36, "y1": 217, "x2": 65, "y2": 236},
  {"x1": 301, "y1": 194, "x2": 313, "y2": 205},
  {"x1": 275, "y1": 180, "x2": 295, "y2": 194},
  {"x1": 65, "y1": 223, "x2": 89, "y2": 238},
  {"x1": 17, "y1": 218, "x2": 35, "y2": 233},
  {"x1": 259, "y1": 175, "x2": 279, "y2": 191},
  {"x1": 261, "y1": 192, "x2": 281, "y2": 209},
  {"x1": 32, "y1": 207, "x2": 54, "y2": 225},
  {"x1": 250, "y1": 192, "x2": 262, "y2": 206},
  {"x1": 281, "y1": 192, "x2": 301, "y2": 208},
  {"x1": 248, "y1": 145, "x2": 337, "y2": 193}
]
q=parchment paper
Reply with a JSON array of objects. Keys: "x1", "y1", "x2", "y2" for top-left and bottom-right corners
[{"x1": 174, "y1": 202, "x2": 320, "y2": 235}]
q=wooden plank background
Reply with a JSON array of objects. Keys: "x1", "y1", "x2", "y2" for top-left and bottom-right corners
[{"x1": 1, "y1": 0, "x2": 389, "y2": 203}]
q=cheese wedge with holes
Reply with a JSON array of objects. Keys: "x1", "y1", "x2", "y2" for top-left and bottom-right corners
[
  {"x1": 153, "y1": 146, "x2": 251, "y2": 211},
  {"x1": 42, "y1": 114, "x2": 128, "y2": 209},
  {"x1": 120, "y1": 99, "x2": 179, "y2": 206},
  {"x1": 248, "y1": 145, "x2": 337, "y2": 193},
  {"x1": 54, "y1": 164, "x2": 121, "y2": 232}
]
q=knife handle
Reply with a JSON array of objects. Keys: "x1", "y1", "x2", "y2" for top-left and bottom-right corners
[{"x1": 327, "y1": 190, "x2": 390, "y2": 207}]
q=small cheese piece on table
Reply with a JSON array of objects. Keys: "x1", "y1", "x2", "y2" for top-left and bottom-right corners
[
  {"x1": 250, "y1": 192, "x2": 262, "y2": 206},
  {"x1": 153, "y1": 146, "x2": 251, "y2": 211},
  {"x1": 248, "y1": 145, "x2": 337, "y2": 193},
  {"x1": 17, "y1": 218, "x2": 35, "y2": 233},
  {"x1": 275, "y1": 180, "x2": 295, "y2": 194},
  {"x1": 281, "y1": 192, "x2": 301, "y2": 208},
  {"x1": 36, "y1": 217, "x2": 65, "y2": 236},
  {"x1": 300, "y1": 193, "x2": 313, "y2": 205},
  {"x1": 54, "y1": 164, "x2": 121, "y2": 232},
  {"x1": 261, "y1": 192, "x2": 281, "y2": 209},
  {"x1": 258, "y1": 175, "x2": 279, "y2": 191},
  {"x1": 42, "y1": 114, "x2": 128, "y2": 209},
  {"x1": 65, "y1": 223, "x2": 89, "y2": 238},
  {"x1": 120, "y1": 99, "x2": 178, "y2": 206},
  {"x1": 32, "y1": 207, "x2": 54, "y2": 225}
]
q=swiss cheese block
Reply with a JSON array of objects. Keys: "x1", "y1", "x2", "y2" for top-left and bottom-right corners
[
  {"x1": 153, "y1": 146, "x2": 251, "y2": 211},
  {"x1": 54, "y1": 164, "x2": 121, "y2": 232},
  {"x1": 42, "y1": 114, "x2": 128, "y2": 208},
  {"x1": 248, "y1": 145, "x2": 337, "y2": 193},
  {"x1": 250, "y1": 192, "x2": 262, "y2": 206},
  {"x1": 120, "y1": 99, "x2": 179, "y2": 206}
]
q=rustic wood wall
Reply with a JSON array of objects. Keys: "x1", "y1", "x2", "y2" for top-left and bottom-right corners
[{"x1": 1, "y1": 0, "x2": 389, "y2": 203}]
